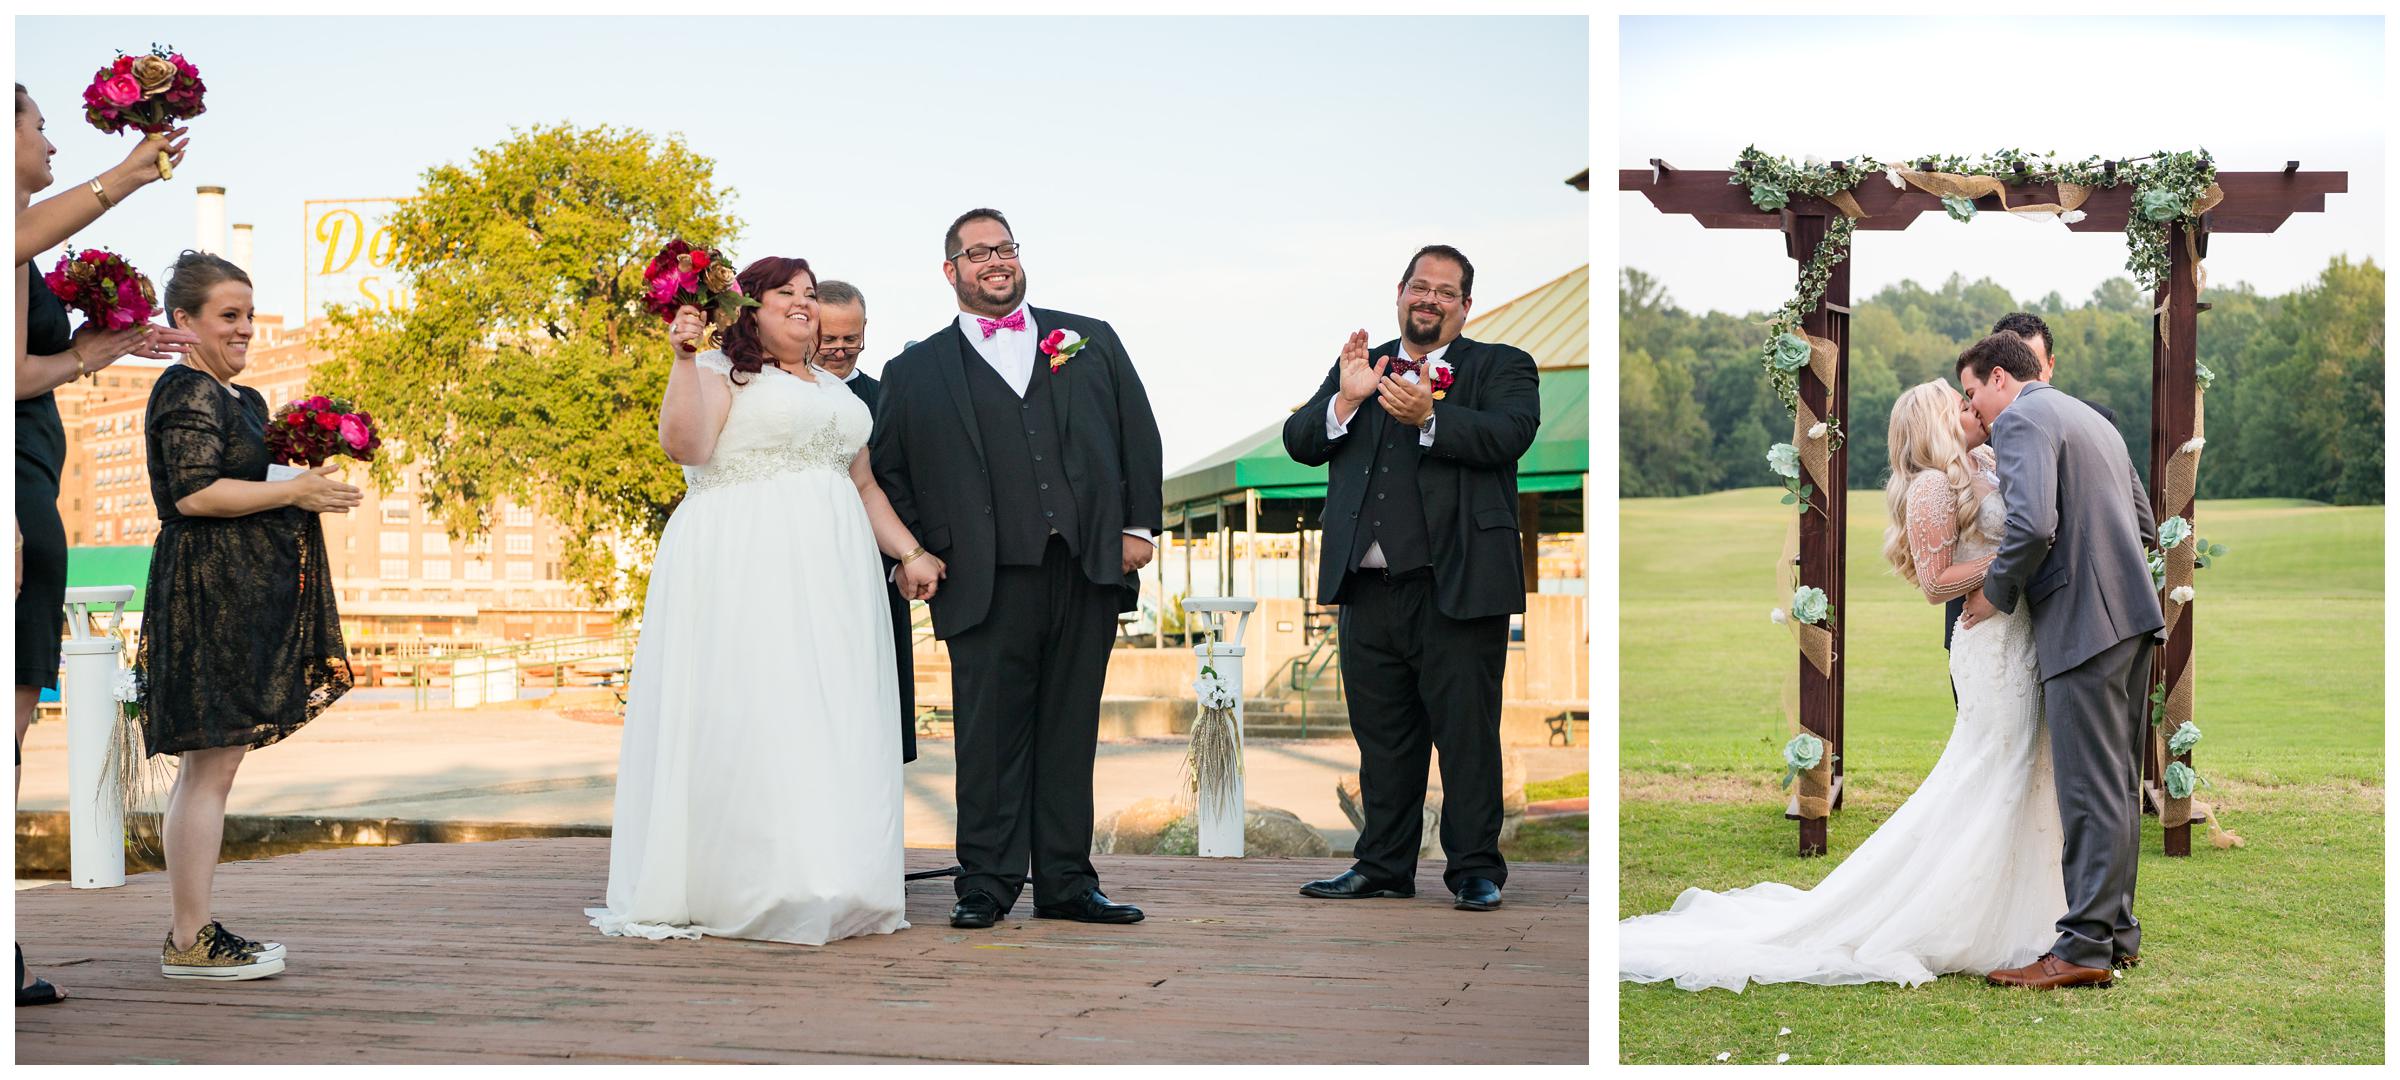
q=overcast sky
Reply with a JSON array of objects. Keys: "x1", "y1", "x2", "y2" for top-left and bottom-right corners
[
  {"x1": 18, "y1": 15, "x2": 1588, "y2": 472},
  {"x1": 1618, "y1": 15, "x2": 2383, "y2": 316}
]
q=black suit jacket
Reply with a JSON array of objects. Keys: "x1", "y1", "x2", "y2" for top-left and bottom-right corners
[
  {"x1": 845, "y1": 370, "x2": 881, "y2": 413},
  {"x1": 1283, "y1": 335, "x2": 1540, "y2": 621},
  {"x1": 871, "y1": 309, "x2": 1164, "y2": 640}
]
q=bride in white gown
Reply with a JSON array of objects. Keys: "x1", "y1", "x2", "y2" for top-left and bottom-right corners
[
  {"x1": 588, "y1": 257, "x2": 945, "y2": 946},
  {"x1": 1618, "y1": 380, "x2": 2065, "y2": 992}
]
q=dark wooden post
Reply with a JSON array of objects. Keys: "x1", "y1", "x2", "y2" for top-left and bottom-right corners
[
  {"x1": 2149, "y1": 215, "x2": 2205, "y2": 857},
  {"x1": 1520, "y1": 492, "x2": 1543, "y2": 593},
  {"x1": 1782, "y1": 210, "x2": 1850, "y2": 857}
]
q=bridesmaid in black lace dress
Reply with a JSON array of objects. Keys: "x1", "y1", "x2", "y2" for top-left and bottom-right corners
[
  {"x1": 139, "y1": 252, "x2": 361, "y2": 981},
  {"x1": 15, "y1": 81, "x2": 190, "y2": 1007}
]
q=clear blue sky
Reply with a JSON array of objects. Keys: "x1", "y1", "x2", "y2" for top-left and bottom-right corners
[
  {"x1": 1619, "y1": 15, "x2": 2383, "y2": 317},
  {"x1": 19, "y1": 16, "x2": 1589, "y2": 471}
]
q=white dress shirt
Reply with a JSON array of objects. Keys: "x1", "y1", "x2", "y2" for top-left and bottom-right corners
[
  {"x1": 1328, "y1": 341, "x2": 1445, "y2": 569},
  {"x1": 952, "y1": 303, "x2": 1151, "y2": 546}
]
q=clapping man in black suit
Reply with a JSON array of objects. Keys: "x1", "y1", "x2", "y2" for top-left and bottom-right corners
[
  {"x1": 818, "y1": 280, "x2": 914, "y2": 764},
  {"x1": 1283, "y1": 245, "x2": 1540, "y2": 912},
  {"x1": 871, "y1": 209, "x2": 1163, "y2": 930}
]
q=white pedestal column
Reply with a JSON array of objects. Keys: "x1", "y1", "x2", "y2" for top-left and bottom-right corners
[
  {"x1": 1182, "y1": 597, "x2": 1256, "y2": 858},
  {"x1": 61, "y1": 585, "x2": 136, "y2": 889}
]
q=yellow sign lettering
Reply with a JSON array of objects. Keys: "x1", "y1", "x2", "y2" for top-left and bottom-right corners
[{"x1": 317, "y1": 208, "x2": 365, "y2": 275}]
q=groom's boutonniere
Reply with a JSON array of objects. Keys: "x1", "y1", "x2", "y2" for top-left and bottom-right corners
[
  {"x1": 1040, "y1": 328, "x2": 1088, "y2": 372},
  {"x1": 1428, "y1": 358, "x2": 1455, "y2": 401}
]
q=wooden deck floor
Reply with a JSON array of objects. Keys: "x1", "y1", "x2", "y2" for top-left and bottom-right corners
[{"x1": 15, "y1": 840, "x2": 1587, "y2": 1064}]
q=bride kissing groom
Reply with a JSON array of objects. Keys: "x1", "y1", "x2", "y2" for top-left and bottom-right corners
[{"x1": 1621, "y1": 329, "x2": 2164, "y2": 993}]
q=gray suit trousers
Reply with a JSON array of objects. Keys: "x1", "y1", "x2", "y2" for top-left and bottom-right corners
[{"x1": 2044, "y1": 631, "x2": 2154, "y2": 969}]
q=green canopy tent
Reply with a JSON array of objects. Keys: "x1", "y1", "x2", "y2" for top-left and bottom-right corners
[{"x1": 1159, "y1": 265, "x2": 1590, "y2": 610}]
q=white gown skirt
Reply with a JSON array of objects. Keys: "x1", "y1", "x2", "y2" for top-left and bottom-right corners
[
  {"x1": 1617, "y1": 606, "x2": 2065, "y2": 991},
  {"x1": 586, "y1": 467, "x2": 909, "y2": 945}
]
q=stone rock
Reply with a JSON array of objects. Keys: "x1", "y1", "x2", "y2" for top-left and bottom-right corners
[
  {"x1": 1243, "y1": 804, "x2": 1332, "y2": 857},
  {"x1": 1336, "y1": 772, "x2": 1439, "y2": 859},
  {"x1": 1092, "y1": 796, "x2": 1187, "y2": 855},
  {"x1": 1094, "y1": 798, "x2": 1329, "y2": 858},
  {"x1": 1499, "y1": 749, "x2": 1527, "y2": 844}
]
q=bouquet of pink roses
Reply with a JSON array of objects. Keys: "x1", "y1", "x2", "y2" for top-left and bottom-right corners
[
  {"x1": 81, "y1": 45, "x2": 205, "y2": 179},
  {"x1": 265, "y1": 395, "x2": 382, "y2": 469},
  {"x1": 44, "y1": 248, "x2": 158, "y2": 332},
  {"x1": 642, "y1": 239, "x2": 755, "y2": 348}
]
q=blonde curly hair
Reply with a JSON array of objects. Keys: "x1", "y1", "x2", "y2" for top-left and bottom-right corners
[{"x1": 1881, "y1": 380, "x2": 1980, "y2": 583}]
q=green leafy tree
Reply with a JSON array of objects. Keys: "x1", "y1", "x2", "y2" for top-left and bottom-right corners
[{"x1": 317, "y1": 124, "x2": 742, "y2": 612}]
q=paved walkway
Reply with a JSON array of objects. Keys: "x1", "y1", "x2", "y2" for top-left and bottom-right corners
[{"x1": 17, "y1": 703, "x2": 1591, "y2": 852}]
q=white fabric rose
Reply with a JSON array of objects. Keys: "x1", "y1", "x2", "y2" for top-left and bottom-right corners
[{"x1": 2169, "y1": 585, "x2": 2195, "y2": 604}]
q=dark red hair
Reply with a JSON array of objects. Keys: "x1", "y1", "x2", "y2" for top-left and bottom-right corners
[{"x1": 718, "y1": 256, "x2": 815, "y2": 383}]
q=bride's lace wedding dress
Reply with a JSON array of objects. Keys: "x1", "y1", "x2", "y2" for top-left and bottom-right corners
[
  {"x1": 1619, "y1": 447, "x2": 2063, "y2": 991},
  {"x1": 587, "y1": 352, "x2": 909, "y2": 946}
]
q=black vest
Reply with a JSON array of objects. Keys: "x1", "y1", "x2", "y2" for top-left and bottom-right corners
[
  {"x1": 1350, "y1": 405, "x2": 1432, "y2": 575},
  {"x1": 964, "y1": 349, "x2": 1080, "y2": 566}
]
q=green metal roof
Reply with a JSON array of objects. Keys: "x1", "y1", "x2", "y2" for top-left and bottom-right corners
[{"x1": 66, "y1": 545, "x2": 153, "y2": 612}]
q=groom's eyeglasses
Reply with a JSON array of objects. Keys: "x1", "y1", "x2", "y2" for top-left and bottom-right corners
[
  {"x1": 948, "y1": 243, "x2": 1022, "y2": 264},
  {"x1": 1404, "y1": 281, "x2": 1464, "y2": 304}
]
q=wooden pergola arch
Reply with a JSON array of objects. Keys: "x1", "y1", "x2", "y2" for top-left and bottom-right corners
[{"x1": 1622, "y1": 158, "x2": 2347, "y2": 857}]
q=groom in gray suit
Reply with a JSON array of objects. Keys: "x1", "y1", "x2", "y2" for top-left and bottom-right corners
[{"x1": 1954, "y1": 332, "x2": 2165, "y2": 990}]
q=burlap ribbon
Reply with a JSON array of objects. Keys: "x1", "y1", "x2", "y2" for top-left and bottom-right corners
[
  {"x1": 1824, "y1": 189, "x2": 1865, "y2": 221},
  {"x1": 1803, "y1": 332, "x2": 1839, "y2": 394},
  {"x1": 2159, "y1": 653, "x2": 2199, "y2": 828},
  {"x1": 2154, "y1": 385, "x2": 2209, "y2": 832},
  {"x1": 2149, "y1": 184, "x2": 2225, "y2": 347},
  {"x1": 1793, "y1": 399, "x2": 1832, "y2": 498},
  {"x1": 1797, "y1": 621, "x2": 1835, "y2": 678},
  {"x1": 1794, "y1": 749, "x2": 1832, "y2": 820}
]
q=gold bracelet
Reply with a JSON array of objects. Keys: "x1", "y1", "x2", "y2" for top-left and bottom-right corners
[
  {"x1": 899, "y1": 545, "x2": 927, "y2": 565},
  {"x1": 88, "y1": 178, "x2": 115, "y2": 211}
]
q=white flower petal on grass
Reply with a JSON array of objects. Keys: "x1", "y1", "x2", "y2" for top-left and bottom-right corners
[
  {"x1": 2170, "y1": 585, "x2": 2195, "y2": 604},
  {"x1": 1779, "y1": 1027, "x2": 1792, "y2": 1037},
  {"x1": 1777, "y1": 1054, "x2": 1792, "y2": 1064},
  {"x1": 2034, "y1": 1017, "x2": 2044, "y2": 1024},
  {"x1": 1716, "y1": 1053, "x2": 1732, "y2": 1063}
]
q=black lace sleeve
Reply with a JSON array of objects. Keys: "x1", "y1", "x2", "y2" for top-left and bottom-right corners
[{"x1": 147, "y1": 368, "x2": 232, "y2": 505}]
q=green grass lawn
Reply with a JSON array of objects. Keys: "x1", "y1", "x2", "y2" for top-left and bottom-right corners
[{"x1": 1619, "y1": 490, "x2": 2384, "y2": 1064}]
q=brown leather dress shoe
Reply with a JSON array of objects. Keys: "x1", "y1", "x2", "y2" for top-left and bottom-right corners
[{"x1": 1986, "y1": 953, "x2": 2114, "y2": 990}]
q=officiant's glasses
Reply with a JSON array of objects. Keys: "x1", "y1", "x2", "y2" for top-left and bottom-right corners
[
  {"x1": 948, "y1": 242, "x2": 1022, "y2": 263},
  {"x1": 1404, "y1": 281, "x2": 1465, "y2": 304}
]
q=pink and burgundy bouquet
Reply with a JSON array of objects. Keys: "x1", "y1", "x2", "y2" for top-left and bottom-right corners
[
  {"x1": 81, "y1": 45, "x2": 205, "y2": 178},
  {"x1": 266, "y1": 395, "x2": 382, "y2": 469},
  {"x1": 641, "y1": 239, "x2": 755, "y2": 348},
  {"x1": 44, "y1": 248, "x2": 158, "y2": 331}
]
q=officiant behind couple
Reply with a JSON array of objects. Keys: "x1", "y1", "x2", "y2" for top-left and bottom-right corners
[{"x1": 586, "y1": 207, "x2": 1165, "y2": 945}]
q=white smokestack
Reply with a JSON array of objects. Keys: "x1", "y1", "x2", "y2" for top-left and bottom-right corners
[
  {"x1": 230, "y1": 223, "x2": 254, "y2": 277},
  {"x1": 194, "y1": 186, "x2": 226, "y2": 255}
]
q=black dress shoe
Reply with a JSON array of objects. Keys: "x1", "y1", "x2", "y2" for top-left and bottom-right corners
[
  {"x1": 1298, "y1": 870, "x2": 1415, "y2": 900},
  {"x1": 949, "y1": 892, "x2": 1005, "y2": 929},
  {"x1": 1033, "y1": 889, "x2": 1144, "y2": 924},
  {"x1": 1453, "y1": 877, "x2": 1503, "y2": 911}
]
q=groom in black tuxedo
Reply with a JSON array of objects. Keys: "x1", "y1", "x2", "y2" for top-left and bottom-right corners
[
  {"x1": 871, "y1": 209, "x2": 1164, "y2": 929},
  {"x1": 818, "y1": 280, "x2": 914, "y2": 764},
  {"x1": 1283, "y1": 245, "x2": 1540, "y2": 912}
]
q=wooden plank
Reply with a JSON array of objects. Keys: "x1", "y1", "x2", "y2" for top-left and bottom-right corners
[
  {"x1": 1620, "y1": 168, "x2": 2345, "y2": 234},
  {"x1": 2150, "y1": 215, "x2": 2203, "y2": 859},
  {"x1": 13, "y1": 840, "x2": 1588, "y2": 1065}
]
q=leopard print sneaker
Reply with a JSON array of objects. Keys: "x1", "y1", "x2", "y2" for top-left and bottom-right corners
[{"x1": 161, "y1": 921, "x2": 285, "y2": 981}]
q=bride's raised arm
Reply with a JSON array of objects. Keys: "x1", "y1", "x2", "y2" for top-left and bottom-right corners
[
  {"x1": 1905, "y1": 468, "x2": 1992, "y2": 603},
  {"x1": 657, "y1": 305, "x2": 735, "y2": 465}
]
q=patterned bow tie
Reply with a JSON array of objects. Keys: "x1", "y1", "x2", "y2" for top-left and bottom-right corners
[
  {"x1": 976, "y1": 311, "x2": 1027, "y2": 338},
  {"x1": 1387, "y1": 354, "x2": 1423, "y2": 377}
]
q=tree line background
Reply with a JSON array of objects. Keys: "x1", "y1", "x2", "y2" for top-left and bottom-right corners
[{"x1": 1620, "y1": 257, "x2": 2384, "y2": 505}]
